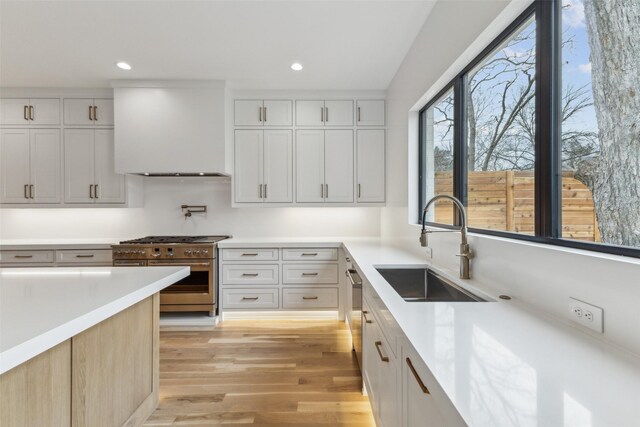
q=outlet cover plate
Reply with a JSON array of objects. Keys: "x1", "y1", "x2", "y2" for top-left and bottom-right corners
[
  {"x1": 569, "y1": 297, "x2": 603, "y2": 333},
  {"x1": 425, "y1": 247, "x2": 433, "y2": 259}
]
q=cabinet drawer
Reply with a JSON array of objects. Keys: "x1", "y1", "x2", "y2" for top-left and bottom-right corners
[
  {"x1": 282, "y1": 287, "x2": 338, "y2": 309},
  {"x1": 222, "y1": 288, "x2": 279, "y2": 309},
  {"x1": 221, "y1": 264, "x2": 279, "y2": 285},
  {"x1": 0, "y1": 250, "x2": 54, "y2": 264},
  {"x1": 282, "y1": 248, "x2": 337, "y2": 261},
  {"x1": 56, "y1": 249, "x2": 112, "y2": 264},
  {"x1": 221, "y1": 248, "x2": 279, "y2": 261},
  {"x1": 282, "y1": 263, "x2": 338, "y2": 284}
]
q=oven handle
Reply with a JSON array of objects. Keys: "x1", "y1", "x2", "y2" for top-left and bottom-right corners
[{"x1": 148, "y1": 260, "x2": 211, "y2": 267}]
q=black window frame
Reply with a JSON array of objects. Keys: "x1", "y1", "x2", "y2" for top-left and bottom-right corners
[{"x1": 417, "y1": 0, "x2": 640, "y2": 259}]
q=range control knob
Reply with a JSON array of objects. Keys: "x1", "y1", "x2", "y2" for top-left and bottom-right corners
[
  {"x1": 185, "y1": 249, "x2": 192, "y2": 256},
  {"x1": 138, "y1": 250, "x2": 146, "y2": 255},
  {"x1": 193, "y1": 250, "x2": 201, "y2": 256},
  {"x1": 202, "y1": 249, "x2": 209, "y2": 256}
]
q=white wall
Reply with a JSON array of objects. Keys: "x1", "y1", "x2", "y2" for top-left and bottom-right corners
[
  {"x1": 0, "y1": 178, "x2": 381, "y2": 240},
  {"x1": 382, "y1": 0, "x2": 640, "y2": 356}
]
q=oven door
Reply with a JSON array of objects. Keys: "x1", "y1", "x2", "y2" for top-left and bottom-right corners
[{"x1": 148, "y1": 259, "x2": 214, "y2": 305}]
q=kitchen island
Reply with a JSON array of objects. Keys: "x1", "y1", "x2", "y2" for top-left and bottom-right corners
[{"x1": 0, "y1": 266, "x2": 189, "y2": 427}]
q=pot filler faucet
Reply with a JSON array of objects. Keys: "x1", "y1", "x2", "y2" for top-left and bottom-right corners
[{"x1": 420, "y1": 194, "x2": 473, "y2": 280}]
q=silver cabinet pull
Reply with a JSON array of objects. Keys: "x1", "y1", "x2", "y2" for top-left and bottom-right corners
[
  {"x1": 302, "y1": 272, "x2": 318, "y2": 276},
  {"x1": 242, "y1": 253, "x2": 259, "y2": 256},
  {"x1": 264, "y1": 107, "x2": 267, "y2": 122},
  {"x1": 362, "y1": 311, "x2": 372, "y2": 324},
  {"x1": 24, "y1": 184, "x2": 29, "y2": 199},
  {"x1": 301, "y1": 253, "x2": 318, "y2": 256},
  {"x1": 24, "y1": 106, "x2": 29, "y2": 121},
  {"x1": 89, "y1": 184, "x2": 94, "y2": 199},
  {"x1": 320, "y1": 107, "x2": 324, "y2": 122},
  {"x1": 89, "y1": 106, "x2": 93, "y2": 121},
  {"x1": 302, "y1": 296, "x2": 319, "y2": 300},
  {"x1": 320, "y1": 183, "x2": 324, "y2": 198},
  {"x1": 242, "y1": 296, "x2": 259, "y2": 301},
  {"x1": 358, "y1": 183, "x2": 362, "y2": 198},
  {"x1": 375, "y1": 341, "x2": 389, "y2": 362},
  {"x1": 325, "y1": 184, "x2": 328, "y2": 198},
  {"x1": 75, "y1": 254, "x2": 95, "y2": 258},
  {"x1": 264, "y1": 183, "x2": 267, "y2": 199},
  {"x1": 29, "y1": 185, "x2": 34, "y2": 199},
  {"x1": 29, "y1": 106, "x2": 34, "y2": 121},
  {"x1": 242, "y1": 273, "x2": 259, "y2": 277},
  {"x1": 94, "y1": 184, "x2": 99, "y2": 199},
  {"x1": 259, "y1": 106, "x2": 263, "y2": 122},
  {"x1": 357, "y1": 106, "x2": 361, "y2": 122},
  {"x1": 259, "y1": 184, "x2": 263, "y2": 198},
  {"x1": 325, "y1": 107, "x2": 328, "y2": 122},
  {"x1": 93, "y1": 105, "x2": 98, "y2": 121},
  {"x1": 14, "y1": 255, "x2": 34, "y2": 259},
  {"x1": 406, "y1": 357, "x2": 430, "y2": 394}
]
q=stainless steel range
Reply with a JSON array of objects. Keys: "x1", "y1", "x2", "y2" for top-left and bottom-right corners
[{"x1": 112, "y1": 235, "x2": 230, "y2": 316}]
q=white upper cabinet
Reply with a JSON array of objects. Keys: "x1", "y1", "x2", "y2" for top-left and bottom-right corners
[
  {"x1": 0, "y1": 128, "x2": 60, "y2": 204},
  {"x1": 357, "y1": 100, "x2": 385, "y2": 126},
  {"x1": 64, "y1": 98, "x2": 114, "y2": 126},
  {"x1": 295, "y1": 100, "x2": 353, "y2": 126},
  {"x1": 296, "y1": 130, "x2": 325, "y2": 202},
  {"x1": 64, "y1": 128, "x2": 125, "y2": 204},
  {"x1": 324, "y1": 130, "x2": 354, "y2": 202},
  {"x1": 263, "y1": 130, "x2": 293, "y2": 202},
  {"x1": 0, "y1": 98, "x2": 60, "y2": 126},
  {"x1": 357, "y1": 129, "x2": 385, "y2": 202},
  {"x1": 235, "y1": 100, "x2": 292, "y2": 126},
  {"x1": 296, "y1": 129, "x2": 353, "y2": 203},
  {"x1": 234, "y1": 129, "x2": 292, "y2": 203}
]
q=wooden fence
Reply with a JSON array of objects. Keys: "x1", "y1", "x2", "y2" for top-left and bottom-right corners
[{"x1": 433, "y1": 170, "x2": 600, "y2": 242}]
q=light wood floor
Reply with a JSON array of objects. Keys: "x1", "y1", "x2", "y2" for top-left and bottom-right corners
[{"x1": 143, "y1": 320, "x2": 375, "y2": 426}]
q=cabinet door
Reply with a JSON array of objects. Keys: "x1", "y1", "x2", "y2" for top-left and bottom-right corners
[
  {"x1": 0, "y1": 129, "x2": 31, "y2": 203},
  {"x1": 295, "y1": 100, "x2": 325, "y2": 126},
  {"x1": 324, "y1": 100, "x2": 353, "y2": 126},
  {"x1": 363, "y1": 300, "x2": 379, "y2": 416},
  {"x1": 263, "y1": 130, "x2": 293, "y2": 202},
  {"x1": 402, "y1": 346, "x2": 449, "y2": 427},
  {"x1": 234, "y1": 130, "x2": 264, "y2": 202},
  {"x1": 92, "y1": 99, "x2": 114, "y2": 126},
  {"x1": 29, "y1": 99, "x2": 60, "y2": 125},
  {"x1": 357, "y1": 130, "x2": 385, "y2": 202},
  {"x1": 324, "y1": 130, "x2": 353, "y2": 203},
  {"x1": 0, "y1": 99, "x2": 30, "y2": 125},
  {"x1": 357, "y1": 100, "x2": 385, "y2": 126},
  {"x1": 295, "y1": 130, "x2": 325, "y2": 202},
  {"x1": 94, "y1": 129, "x2": 125, "y2": 203},
  {"x1": 64, "y1": 129, "x2": 95, "y2": 203},
  {"x1": 377, "y1": 335, "x2": 400, "y2": 427},
  {"x1": 63, "y1": 99, "x2": 95, "y2": 126},
  {"x1": 30, "y1": 129, "x2": 61, "y2": 203},
  {"x1": 234, "y1": 100, "x2": 264, "y2": 126},
  {"x1": 263, "y1": 100, "x2": 292, "y2": 126}
]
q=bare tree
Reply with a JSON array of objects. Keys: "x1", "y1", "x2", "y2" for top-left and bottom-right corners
[{"x1": 576, "y1": 0, "x2": 640, "y2": 247}]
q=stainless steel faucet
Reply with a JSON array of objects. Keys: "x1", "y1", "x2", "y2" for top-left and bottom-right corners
[{"x1": 420, "y1": 195, "x2": 473, "y2": 280}]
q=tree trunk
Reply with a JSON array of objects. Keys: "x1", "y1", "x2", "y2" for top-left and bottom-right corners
[
  {"x1": 579, "y1": 0, "x2": 640, "y2": 247},
  {"x1": 467, "y1": 91, "x2": 477, "y2": 172}
]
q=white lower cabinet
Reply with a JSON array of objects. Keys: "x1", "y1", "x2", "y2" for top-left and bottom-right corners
[
  {"x1": 222, "y1": 288, "x2": 279, "y2": 309},
  {"x1": 282, "y1": 287, "x2": 338, "y2": 309}
]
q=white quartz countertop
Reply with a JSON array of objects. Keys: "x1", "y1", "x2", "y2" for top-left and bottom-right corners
[
  {"x1": 0, "y1": 238, "x2": 121, "y2": 250},
  {"x1": 217, "y1": 237, "x2": 640, "y2": 426},
  {"x1": 0, "y1": 266, "x2": 189, "y2": 374}
]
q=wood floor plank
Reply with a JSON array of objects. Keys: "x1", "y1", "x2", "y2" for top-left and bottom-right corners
[{"x1": 144, "y1": 320, "x2": 375, "y2": 426}]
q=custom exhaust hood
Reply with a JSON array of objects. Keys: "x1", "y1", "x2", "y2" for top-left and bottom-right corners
[{"x1": 111, "y1": 80, "x2": 231, "y2": 176}]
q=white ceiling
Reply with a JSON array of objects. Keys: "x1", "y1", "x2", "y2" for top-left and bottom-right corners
[{"x1": 0, "y1": 0, "x2": 437, "y2": 90}]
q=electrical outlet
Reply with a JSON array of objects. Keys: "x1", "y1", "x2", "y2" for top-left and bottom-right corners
[
  {"x1": 569, "y1": 298, "x2": 603, "y2": 333},
  {"x1": 425, "y1": 247, "x2": 433, "y2": 259}
]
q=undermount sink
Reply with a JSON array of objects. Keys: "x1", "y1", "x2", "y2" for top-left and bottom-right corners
[{"x1": 375, "y1": 267, "x2": 485, "y2": 302}]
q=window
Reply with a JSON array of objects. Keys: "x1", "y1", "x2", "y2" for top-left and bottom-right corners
[
  {"x1": 417, "y1": 0, "x2": 640, "y2": 258},
  {"x1": 420, "y1": 88, "x2": 455, "y2": 225},
  {"x1": 465, "y1": 17, "x2": 536, "y2": 234}
]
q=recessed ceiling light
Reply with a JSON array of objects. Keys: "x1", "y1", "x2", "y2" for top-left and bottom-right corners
[
  {"x1": 116, "y1": 61, "x2": 132, "y2": 70},
  {"x1": 291, "y1": 63, "x2": 303, "y2": 71}
]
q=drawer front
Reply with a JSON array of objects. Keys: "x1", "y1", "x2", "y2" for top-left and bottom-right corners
[
  {"x1": 282, "y1": 287, "x2": 338, "y2": 309},
  {"x1": 222, "y1": 288, "x2": 279, "y2": 309},
  {"x1": 0, "y1": 250, "x2": 54, "y2": 264},
  {"x1": 56, "y1": 249, "x2": 112, "y2": 264},
  {"x1": 282, "y1": 263, "x2": 338, "y2": 284},
  {"x1": 221, "y1": 248, "x2": 279, "y2": 261},
  {"x1": 282, "y1": 248, "x2": 338, "y2": 261},
  {"x1": 221, "y1": 264, "x2": 279, "y2": 285}
]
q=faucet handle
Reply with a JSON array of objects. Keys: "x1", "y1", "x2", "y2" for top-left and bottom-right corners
[
  {"x1": 419, "y1": 230, "x2": 428, "y2": 247},
  {"x1": 456, "y1": 251, "x2": 473, "y2": 259}
]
